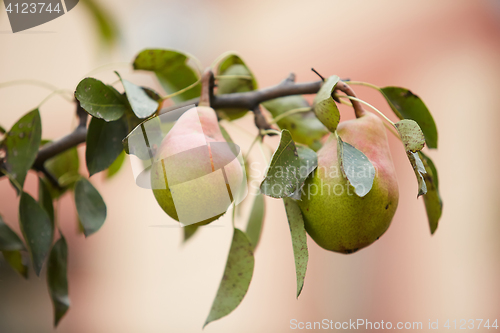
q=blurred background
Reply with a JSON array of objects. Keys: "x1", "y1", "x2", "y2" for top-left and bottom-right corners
[{"x1": 1, "y1": 0, "x2": 500, "y2": 332}]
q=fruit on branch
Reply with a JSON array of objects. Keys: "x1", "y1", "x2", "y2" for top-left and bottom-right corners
[
  {"x1": 150, "y1": 70, "x2": 246, "y2": 226},
  {"x1": 297, "y1": 111, "x2": 399, "y2": 254}
]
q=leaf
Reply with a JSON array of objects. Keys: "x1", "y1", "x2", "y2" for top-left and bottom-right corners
[
  {"x1": 216, "y1": 54, "x2": 258, "y2": 120},
  {"x1": 86, "y1": 117, "x2": 128, "y2": 177},
  {"x1": 395, "y1": 119, "x2": 425, "y2": 153},
  {"x1": 419, "y1": 152, "x2": 443, "y2": 234},
  {"x1": 74, "y1": 178, "x2": 107, "y2": 237},
  {"x1": 122, "y1": 115, "x2": 163, "y2": 161},
  {"x1": 183, "y1": 224, "x2": 199, "y2": 243},
  {"x1": 290, "y1": 146, "x2": 319, "y2": 199},
  {"x1": 75, "y1": 78, "x2": 127, "y2": 121},
  {"x1": 38, "y1": 177, "x2": 55, "y2": 224},
  {"x1": 204, "y1": 228, "x2": 254, "y2": 328},
  {"x1": 380, "y1": 87, "x2": 438, "y2": 148},
  {"x1": 47, "y1": 233, "x2": 70, "y2": 327},
  {"x1": 19, "y1": 192, "x2": 54, "y2": 276},
  {"x1": 337, "y1": 135, "x2": 375, "y2": 197},
  {"x1": 43, "y1": 146, "x2": 80, "y2": 198},
  {"x1": 133, "y1": 49, "x2": 201, "y2": 103},
  {"x1": 283, "y1": 197, "x2": 308, "y2": 298},
  {"x1": 245, "y1": 194, "x2": 265, "y2": 250},
  {"x1": 2, "y1": 251, "x2": 28, "y2": 279},
  {"x1": 80, "y1": 0, "x2": 118, "y2": 47},
  {"x1": 263, "y1": 95, "x2": 328, "y2": 151},
  {"x1": 0, "y1": 214, "x2": 25, "y2": 251},
  {"x1": 106, "y1": 150, "x2": 126, "y2": 179},
  {"x1": 115, "y1": 72, "x2": 159, "y2": 119},
  {"x1": 313, "y1": 75, "x2": 340, "y2": 132},
  {"x1": 1, "y1": 109, "x2": 42, "y2": 191},
  {"x1": 260, "y1": 130, "x2": 301, "y2": 198},
  {"x1": 406, "y1": 151, "x2": 427, "y2": 197}
]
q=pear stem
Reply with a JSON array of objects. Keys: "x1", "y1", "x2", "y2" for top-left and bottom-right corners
[
  {"x1": 198, "y1": 69, "x2": 214, "y2": 107},
  {"x1": 335, "y1": 81, "x2": 366, "y2": 118}
]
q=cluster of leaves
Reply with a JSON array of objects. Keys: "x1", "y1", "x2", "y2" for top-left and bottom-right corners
[{"x1": 0, "y1": 47, "x2": 442, "y2": 328}]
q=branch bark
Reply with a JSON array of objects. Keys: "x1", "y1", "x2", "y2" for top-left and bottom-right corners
[{"x1": 2, "y1": 75, "x2": 361, "y2": 182}]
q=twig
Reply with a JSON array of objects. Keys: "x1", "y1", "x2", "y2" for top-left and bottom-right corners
[{"x1": 1, "y1": 74, "x2": 363, "y2": 182}]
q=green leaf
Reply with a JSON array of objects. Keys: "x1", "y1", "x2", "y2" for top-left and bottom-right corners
[
  {"x1": 245, "y1": 194, "x2": 265, "y2": 250},
  {"x1": 1, "y1": 109, "x2": 42, "y2": 191},
  {"x1": 380, "y1": 87, "x2": 437, "y2": 148},
  {"x1": 80, "y1": 0, "x2": 119, "y2": 47},
  {"x1": 115, "y1": 72, "x2": 159, "y2": 119},
  {"x1": 2, "y1": 250, "x2": 28, "y2": 278},
  {"x1": 337, "y1": 135, "x2": 375, "y2": 197},
  {"x1": 74, "y1": 178, "x2": 107, "y2": 237},
  {"x1": 419, "y1": 152, "x2": 443, "y2": 234},
  {"x1": 43, "y1": 146, "x2": 80, "y2": 198},
  {"x1": 122, "y1": 115, "x2": 163, "y2": 161},
  {"x1": 313, "y1": 75, "x2": 340, "y2": 132},
  {"x1": 395, "y1": 119, "x2": 425, "y2": 153},
  {"x1": 183, "y1": 224, "x2": 199, "y2": 243},
  {"x1": 38, "y1": 177, "x2": 55, "y2": 224},
  {"x1": 75, "y1": 78, "x2": 127, "y2": 121},
  {"x1": 290, "y1": 145, "x2": 319, "y2": 199},
  {"x1": 133, "y1": 49, "x2": 201, "y2": 103},
  {"x1": 19, "y1": 192, "x2": 54, "y2": 276},
  {"x1": 86, "y1": 117, "x2": 128, "y2": 177},
  {"x1": 260, "y1": 130, "x2": 301, "y2": 198},
  {"x1": 406, "y1": 151, "x2": 427, "y2": 197},
  {"x1": 0, "y1": 215, "x2": 25, "y2": 251},
  {"x1": 216, "y1": 54, "x2": 258, "y2": 121},
  {"x1": 263, "y1": 95, "x2": 328, "y2": 151},
  {"x1": 204, "y1": 228, "x2": 254, "y2": 328},
  {"x1": 47, "y1": 234, "x2": 70, "y2": 326},
  {"x1": 106, "y1": 150, "x2": 126, "y2": 179},
  {"x1": 283, "y1": 197, "x2": 308, "y2": 298}
]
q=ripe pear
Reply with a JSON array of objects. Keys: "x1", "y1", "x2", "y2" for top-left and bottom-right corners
[
  {"x1": 150, "y1": 69, "x2": 245, "y2": 226},
  {"x1": 297, "y1": 111, "x2": 399, "y2": 253},
  {"x1": 150, "y1": 105, "x2": 245, "y2": 226}
]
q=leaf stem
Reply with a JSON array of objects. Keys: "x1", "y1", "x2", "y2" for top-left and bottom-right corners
[
  {"x1": 270, "y1": 107, "x2": 311, "y2": 124},
  {"x1": 37, "y1": 89, "x2": 74, "y2": 108},
  {"x1": 159, "y1": 78, "x2": 201, "y2": 102},
  {"x1": 257, "y1": 139, "x2": 269, "y2": 165},
  {"x1": 337, "y1": 95, "x2": 396, "y2": 127},
  {"x1": 344, "y1": 81, "x2": 381, "y2": 91}
]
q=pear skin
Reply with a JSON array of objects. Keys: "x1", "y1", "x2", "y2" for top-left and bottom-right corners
[
  {"x1": 150, "y1": 106, "x2": 245, "y2": 226},
  {"x1": 298, "y1": 112, "x2": 399, "y2": 253}
]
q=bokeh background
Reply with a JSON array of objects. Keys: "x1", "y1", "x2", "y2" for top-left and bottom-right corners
[{"x1": 1, "y1": 0, "x2": 500, "y2": 332}]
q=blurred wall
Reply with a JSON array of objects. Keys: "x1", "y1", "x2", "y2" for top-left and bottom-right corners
[{"x1": 1, "y1": 0, "x2": 499, "y2": 332}]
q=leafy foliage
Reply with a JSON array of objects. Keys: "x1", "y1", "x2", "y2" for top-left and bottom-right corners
[
  {"x1": 74, "y1": 178, "x2": 107, "y2": 237},
  {"x1": 133, "y1": 49, "x2": 201, "y2": 102},
  {"x1": 204, "y1": 228, "x2": 254, "y2": 327},
  {"x1": 0, "y1": 48, "x2": 444, "y2": 328},
  {"x1": 86, "y1": 117, "x2": 128, "y2": 177},
  {"x1": 19, "y1": 192, "x2": 54, "y2": 276},
  {"x1": 0, "y1": 109, "x2": 42, "y2": 191},
  {"x1": 313, "y1": 75, "x2": 341, "y2": 132},
  {"x1": 263, "y1": 95, "x2": 328, "y2": 151}
]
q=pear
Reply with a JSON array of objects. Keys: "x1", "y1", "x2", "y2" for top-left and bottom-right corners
[
  {"x1": 150, "y1": 70, "x2": 246, "y2": 226},
  {"x1": 298, "y1": 111, "x2": 399, "y2": 253}
]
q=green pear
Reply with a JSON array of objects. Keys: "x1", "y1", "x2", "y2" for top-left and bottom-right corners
[
  {"x1": 297, "y1": 111, "x2": 399, "y2": 253},
  {"x1": 150, "y1": 105, "x2": 246, "y2": 226}
]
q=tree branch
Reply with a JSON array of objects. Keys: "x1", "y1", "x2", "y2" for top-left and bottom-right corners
[{"x1": 1, "y1": 75, "x2": 362, "y2": 182}]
